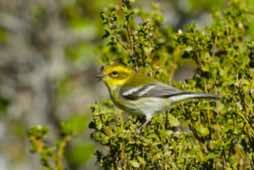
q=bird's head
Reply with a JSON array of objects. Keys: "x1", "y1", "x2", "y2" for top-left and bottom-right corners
[{"x1": 98, "y1": 64, "x2": 134, "y2": 89}]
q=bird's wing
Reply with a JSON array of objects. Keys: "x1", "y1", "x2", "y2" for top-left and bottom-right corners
[{"x1": 120, "y1": 83, "x2": 184, "y2": 100}]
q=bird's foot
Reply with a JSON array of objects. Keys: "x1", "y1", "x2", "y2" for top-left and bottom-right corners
[{"x1": 136, "y1": 120, "x2": 150, "y2": 134}]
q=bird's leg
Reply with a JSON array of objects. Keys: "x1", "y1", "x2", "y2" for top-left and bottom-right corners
[
  {"x1": 139, "y1": 120, "x2": 150, "y2": 130},
  {"x1": 136, "y1": 115, "x2": 152, "y2": 133}
]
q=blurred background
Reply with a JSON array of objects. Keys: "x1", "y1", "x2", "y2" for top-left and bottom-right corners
[{"x1": 0, "y1": 0, "x2": 252, "y2": 169}]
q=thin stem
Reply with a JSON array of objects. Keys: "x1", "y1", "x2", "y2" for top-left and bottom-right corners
[{"x1": 54, "y1": 135, "x2": 71, "y2": 170}]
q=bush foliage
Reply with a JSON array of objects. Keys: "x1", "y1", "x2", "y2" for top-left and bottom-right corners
[{"x1": 89, "y1": 0, "x2": 254, "y2": 169}]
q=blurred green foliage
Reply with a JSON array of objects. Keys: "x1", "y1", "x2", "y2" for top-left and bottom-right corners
[
  {"x1": 89, "y1": 0, "x2": 254, "y2": 169},
  {"x1": 0, "y1": 97, "x2": 9, "y2": 117},
  {"x1": 67, "y1": 142, "x2": 94, "y2": 169},
  {"x1": 27, "y1": 114, "x2": 90, "y2": 170},
  {"x1": 0, "y1": 27, "x2": 7, "y2": 44},
  {"x1": 189, "y1": 0, "x2": 225, "y2": 11},
  {"x1": 65, "y1": 42, "x2": 95, "y2": 66}
]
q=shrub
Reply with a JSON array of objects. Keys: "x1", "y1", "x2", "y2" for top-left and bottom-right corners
[{"x1": 89, "y1": 0, "x2": 254, "y2": 169}]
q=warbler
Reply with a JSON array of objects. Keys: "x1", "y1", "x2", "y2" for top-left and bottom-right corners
[{"x1": 98, "y1": 64, "x2": 219, "y2": 128}]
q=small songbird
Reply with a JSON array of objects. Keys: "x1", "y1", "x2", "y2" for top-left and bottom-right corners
[{"x1": 98, "y1": 64, "x2": 219, "y2": 129}]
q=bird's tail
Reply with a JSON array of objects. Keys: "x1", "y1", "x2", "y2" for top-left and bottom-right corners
[{"x1": 169, "y1": 92, "x2": 220, "y2": 103}]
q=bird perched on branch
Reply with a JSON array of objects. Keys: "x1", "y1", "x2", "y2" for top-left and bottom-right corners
[{"x1": 97, "y1": 64, "x2": 219, "y2": 130}]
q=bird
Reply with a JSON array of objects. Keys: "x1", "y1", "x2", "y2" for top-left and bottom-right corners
[{"x1": 97, "y1": 64, "x2": 220, "y2": 130}]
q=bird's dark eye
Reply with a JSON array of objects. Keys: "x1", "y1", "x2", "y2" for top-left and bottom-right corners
[{"x1": 110, "y1": 71, "x2": 119, "y2": 77}]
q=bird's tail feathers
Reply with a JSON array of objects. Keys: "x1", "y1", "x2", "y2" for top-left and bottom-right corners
[{"x1": 169, "y1": 92, "x2": 220, "y2": 103}]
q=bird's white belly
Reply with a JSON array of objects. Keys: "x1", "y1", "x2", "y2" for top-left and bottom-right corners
[{"x1": 125, "y1": 97, "x2": 166, "y2": 119}]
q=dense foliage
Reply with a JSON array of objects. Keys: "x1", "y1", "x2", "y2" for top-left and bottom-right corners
[{"x1": 89, "y1": 0, "x2": 254, "y2": 169}]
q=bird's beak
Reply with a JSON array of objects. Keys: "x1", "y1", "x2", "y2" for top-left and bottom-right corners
[
  {"x1": 96, "y1": 74, "x2": 104, "y2": 81},
  {"x1": 96, "y1": 65, "x2": 105, "y2": 81}
]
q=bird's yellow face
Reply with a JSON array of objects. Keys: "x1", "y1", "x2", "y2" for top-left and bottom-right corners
[{"x1": 100, "y1": 64, "x2": 134, "y2": 89}]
